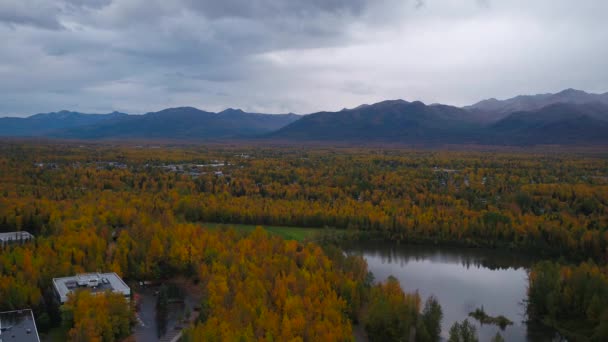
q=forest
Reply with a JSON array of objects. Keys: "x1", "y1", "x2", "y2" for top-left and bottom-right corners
[{"x1": 0, "y1": 142, "x2": 606, "y2": 341}]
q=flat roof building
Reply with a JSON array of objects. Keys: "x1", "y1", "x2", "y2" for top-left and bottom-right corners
[
  {"x1": 0, "y1": 231, "x2": 34, "y2": 248},
  {"x1": 52, "y1": 272, "x2": 131, "y2": 304},
  {"x1": 0, "y1": 309, "x2": 41, "y2": 342}
]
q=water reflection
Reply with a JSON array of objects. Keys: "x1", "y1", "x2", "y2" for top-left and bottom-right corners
[
  {"x1": 349, "y1": 242, "x2": 536, "y2": 270},
  {"x1": 347, "y1": 243, "x2": 557, "y2": 342}
]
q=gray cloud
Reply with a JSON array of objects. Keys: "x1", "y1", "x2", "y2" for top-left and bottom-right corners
[{"x1": 0, "y1": 0, "x2": 607, "y2": 116}]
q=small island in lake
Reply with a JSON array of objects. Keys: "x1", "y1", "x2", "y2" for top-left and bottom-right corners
[{"x1": 469, "y1": 307, "x2": 513, "y2": 330}]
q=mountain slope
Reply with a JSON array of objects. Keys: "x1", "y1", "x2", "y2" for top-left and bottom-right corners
[
  {"x1": 269, "y1": 100, "x2": 480, "y2": 143},
  {"x1": 486, "y1": 103, "x2": 608, "y2": 144},
  {"x1": 215, "y1": 108, "x2": 301, "y2": 135},
  {"x1": 465, "y1": 88, "x2": 608, "y2": 122}
]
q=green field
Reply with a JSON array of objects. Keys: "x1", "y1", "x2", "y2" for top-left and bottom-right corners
[{"x1": 201, "y1": 223, "x2": 327, "y2": 241}]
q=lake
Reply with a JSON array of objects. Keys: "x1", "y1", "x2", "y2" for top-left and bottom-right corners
[{"x1": 347, "y1": 243, "x2": 558, "y2": 341}]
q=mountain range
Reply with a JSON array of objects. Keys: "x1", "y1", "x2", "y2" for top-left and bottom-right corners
[{"x1": 1, "y1": 89, "x2": 607, "y2": 145}]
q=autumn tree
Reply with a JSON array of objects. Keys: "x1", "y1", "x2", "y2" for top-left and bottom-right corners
[
  {"x1": 364, "y1": 276, "x2": 421, "y2": 341},
  {"x1": 61, "y1": 290, "x2": 133, "y2": 342}
]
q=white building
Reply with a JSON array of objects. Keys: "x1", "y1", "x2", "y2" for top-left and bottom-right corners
[
  {"x1": 52, "y1": 272, "x2": 131, "y2": 304},
  {"x1": 0, "y1": 231, "x2": 34, "y2": 248}
]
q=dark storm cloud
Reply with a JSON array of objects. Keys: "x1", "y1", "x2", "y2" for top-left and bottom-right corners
[
  {"x1": 64, "y1": 0, "x2": 112, "y2": 8},
  {"x1": 0, "y1": 0, "x2": 607, "y2": 116},
  {"x1": 184, "y1": 0, "x2": 368, "y2": 19},
  {"x1": 0, "y1": 0, "x2": 113, "y2": 30},
  {"x1": 0, "y1": 1, "x2": 64, "y2": 29}
]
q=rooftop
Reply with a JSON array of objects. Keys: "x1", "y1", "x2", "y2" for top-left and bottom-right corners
[
  {"x1": 52, "y1": 272, "x2": 131, "y2": 303},
  {"x1": 0, "y1": 309, "x2": 40, "y2": 342},
  {"x1": 0, "y1": 232, "x2": 34, "y2": 246}
]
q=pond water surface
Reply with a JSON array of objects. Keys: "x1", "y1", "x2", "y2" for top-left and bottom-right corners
[{"x1": 348, "y1": 243, "x2": 557, "y2": 341}]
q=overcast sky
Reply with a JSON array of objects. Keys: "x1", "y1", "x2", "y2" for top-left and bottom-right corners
[{"x1": 1, "y1": 0, "x2": 607, "y2": 116}]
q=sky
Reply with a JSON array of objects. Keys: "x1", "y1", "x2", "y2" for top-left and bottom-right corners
[{"x1": 1, "y1": 0, "x2": 607, "y2": 117}]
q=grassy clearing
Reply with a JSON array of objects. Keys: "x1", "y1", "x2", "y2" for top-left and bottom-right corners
[{"x1": 201, "y1": 223, "x2": 327, "y2": 241}]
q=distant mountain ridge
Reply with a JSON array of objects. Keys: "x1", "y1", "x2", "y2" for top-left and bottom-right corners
[
  {"x1": 464, "y1": 88, "x2": 608, "y2": 122},
  {"x1": 269, "y1": 99, "x2": 481, "y2": 143},
  {"x1": 1, "y1": 89, "x2": 607, "y2": 145},
  {"x1": 0, "y1": 107, "x2": 300, "y2": 140},
  {"x1": 0, "y1": 110, "x2": 128, "y2": 136}
]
